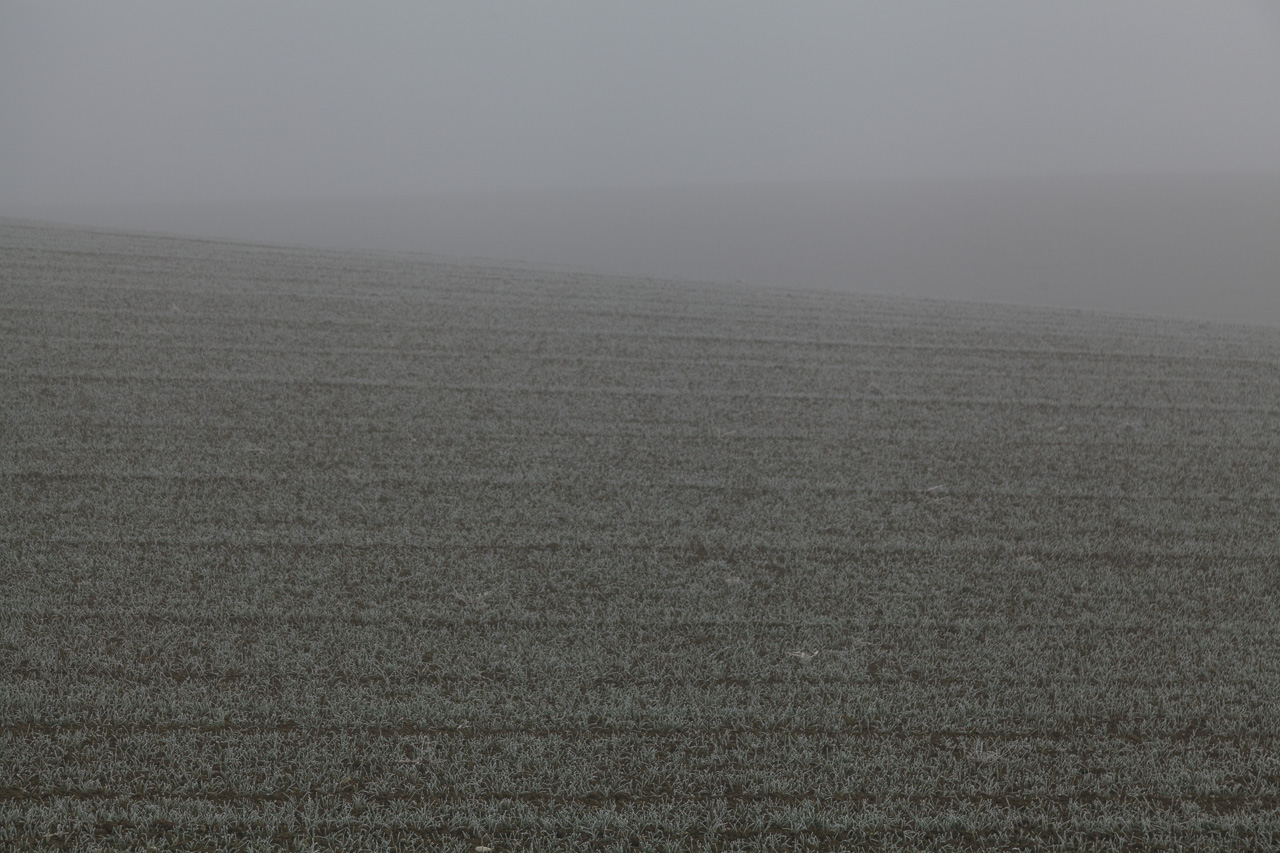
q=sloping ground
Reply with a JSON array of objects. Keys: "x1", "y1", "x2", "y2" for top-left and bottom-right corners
[
  {"x1": 15, "y1": 173, "x2": 1280, "y2": 325},
  {"x1": 2, "y1": 217, "x2": 1279, "y2": 851}
]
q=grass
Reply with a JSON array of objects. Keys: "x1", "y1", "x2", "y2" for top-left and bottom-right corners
[{"x1": 2, "y1": 216, "x2": 1279, "y2": 850}]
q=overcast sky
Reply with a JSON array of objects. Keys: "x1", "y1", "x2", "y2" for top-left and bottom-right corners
[{"x1": 3, "y1": 1, "x2": 1280, "y2": 206}]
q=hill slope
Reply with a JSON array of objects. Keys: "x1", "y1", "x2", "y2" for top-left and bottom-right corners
[
  {"x1": 11, "y1": 173, "x2": 1280, "y2": 326},
  {"x1": 3, "y1": 218, "x2": 1279, "y2": 850}
]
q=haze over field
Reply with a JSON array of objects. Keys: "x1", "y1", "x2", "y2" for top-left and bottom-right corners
[
  {"x1": 21, "y1": 175, "x2": 1280, "y2": 326},
  {"x1": 3, "y1": 1, "x2": 1280, "y2": 324},
  {"x1": 6, "y1": 3, "x2": 1280, "y2": 846}
]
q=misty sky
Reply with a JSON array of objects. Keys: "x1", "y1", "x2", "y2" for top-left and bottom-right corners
[{"x1": 3, "y1": 1, "x2": 1280, "y2": 207}]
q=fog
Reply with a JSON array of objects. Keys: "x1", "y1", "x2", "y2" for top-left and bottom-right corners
[{"x1": 4, "y1": 1, "x2": 1280, "y2": 323}]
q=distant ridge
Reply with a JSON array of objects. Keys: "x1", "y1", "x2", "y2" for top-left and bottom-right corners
[{"x1": 6, "y1": 173, "x2": 1279, "y2": 326}]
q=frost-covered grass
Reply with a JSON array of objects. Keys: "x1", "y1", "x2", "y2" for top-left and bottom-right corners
[{"x1": 2, "y1": 218, "x2": 1279, "y2": 850}]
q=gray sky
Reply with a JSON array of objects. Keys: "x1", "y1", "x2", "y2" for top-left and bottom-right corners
[{"x1": 3, "y1": 1, "x2": 1280, "y2": 206}]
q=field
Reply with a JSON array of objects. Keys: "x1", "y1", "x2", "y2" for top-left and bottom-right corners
[{"x1": 2, "y1": 217, "x2": 1279, "y2": 851}]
